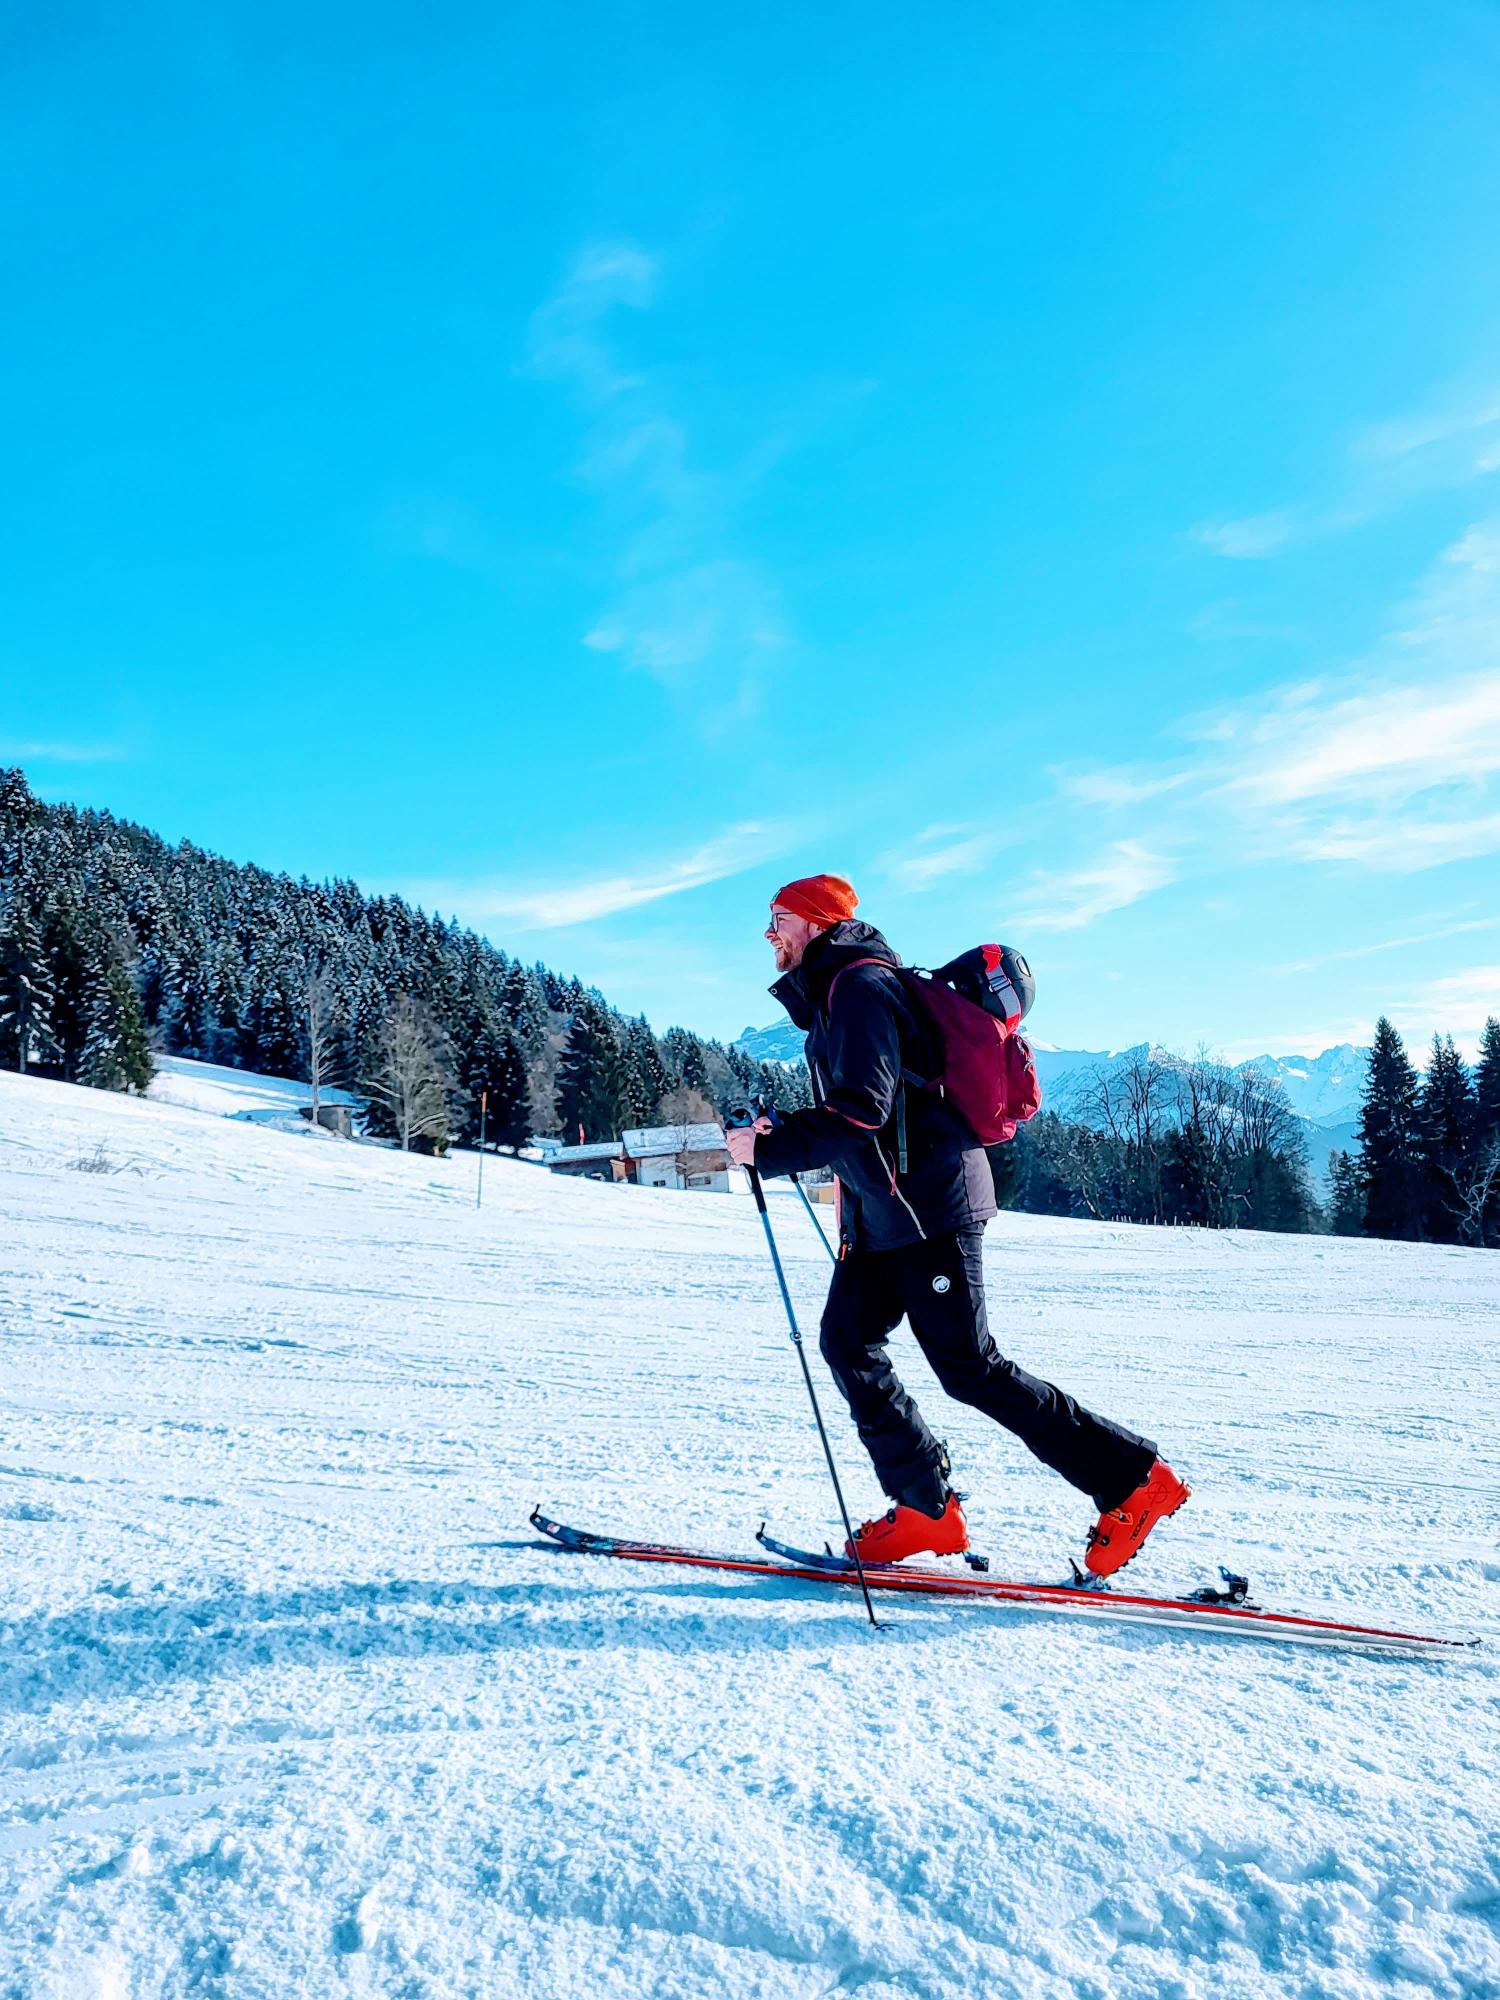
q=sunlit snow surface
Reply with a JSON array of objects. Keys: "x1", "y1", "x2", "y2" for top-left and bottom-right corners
[{"x1": 1, "y1": 1064, "x2": 1496, "y2": 2000}]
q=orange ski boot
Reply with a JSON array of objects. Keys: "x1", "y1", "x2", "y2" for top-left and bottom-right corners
[
  {"x1": 846, "y1": 1493, "x2": 969, "y2": 1564},
  {"x1": 1084, "y1": 1459, "x2": 1190, "y2": 1579}
]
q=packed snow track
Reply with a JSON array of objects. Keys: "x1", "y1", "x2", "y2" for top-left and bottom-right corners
[{"x1": 1, "y1": 1066, "x2": 1496, "y2": 1999}]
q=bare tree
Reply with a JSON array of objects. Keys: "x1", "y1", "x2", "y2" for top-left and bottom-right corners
[
  {"x1": 1064, "y1": 1120, "x2": 1110, "y2": 1219},
  {"x1": 658, "y1": 1083, "x2": 717, "y2": 1127},
  {"x1": 1083, "y1": 1048, "x2": 1171, "y2": 1150},
  {"x1": 364, "y1": 995, "x2": 457, "y2": 1153},
  {"x1": 658, "y1": 1083, "x2": 719, "y2": 1187},
  {"x1": 1083, "y1": 1047, "x2": 1171, "y2": 1219},
  {"x1": 1180, "y1": 1047, "x2": 1237, "y2": 1154},
  {"x1": 303, "y1": 969, "x2": 341, "y2": 1133},
  {"x1": 1231, "y1": 1066, "x2": 1305, "y2": 1160},
  {"x1": 1452, "y1": 1136, "x2": 1500, "y2": 1247}
]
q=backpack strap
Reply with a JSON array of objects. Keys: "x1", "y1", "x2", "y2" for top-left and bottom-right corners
[
  {"x1": 825, "y1": 955, "x2": 910, "y2": 1167},
  {"x1": 823, "y1": 956, "x2": 893, "y2": 1011}
]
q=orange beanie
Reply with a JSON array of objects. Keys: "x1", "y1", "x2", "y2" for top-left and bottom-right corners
[{"x1": 771, "y1": 873, "x2": 859, "y2": 927}]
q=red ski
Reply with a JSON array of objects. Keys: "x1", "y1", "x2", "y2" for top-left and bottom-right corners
[{"x1": 530, "y1": 1511, "x2": 1478, "y2": 1656}]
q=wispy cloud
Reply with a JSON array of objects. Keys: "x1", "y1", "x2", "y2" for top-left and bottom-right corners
[
  {"x1": 1055, "y1": 767, "x2": 1192, "y2": 809},
  {"x1": 1068, "y1": 514, "x2": 1500, "y2": 876},
  {"x1": 1287, "y1": 810, "x2": 1500, "y2": 873},
  {"x1": 1390, "y1": 965, "x2": 1500, "y2": 1056},
  {"x1": 1215, "y1": 675, "x2": 1500, "y2": 810},
  {"x1": 1214, "y1": 521, "x2": 1500, "y2": 850},
  {"x1": 1273, "y1": 916, "x2": 1500, "y2": 976},
  {"x1": 1192, "y1": 375, "x2": 1500, "y2": 560},
  {"x1": 1354, "y1": 388, "x2": 1500, "y2": 468},
  {"x1": 1009, "y1": 840, "x2": 1176, "y2": 933},
  {"x1": 398, "y1": 821, "x2": 789, "y2": 932},
  {"x1": 527, "y1": 238, "x2": 791, "y2": 727},
  {"x1": 583, "y1": 560, "x2": 787, "y2": 696},
  {"x1": 1191, "y1": 510, "x2": 1306, "y2": 561},
  {"x1": 882, "y1": 824, "x2": 1008, "y2": 891},
  {"x1": 528, "y1": 240, "x2": 658, "y2": 402},
  {"x1": 0, "y1": 739, "x2": 126, "y2": 765}
]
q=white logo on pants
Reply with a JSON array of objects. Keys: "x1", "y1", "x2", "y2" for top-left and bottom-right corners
[{"x1": 932, "y1": 1275, "x2": 951, "y2": 1294}]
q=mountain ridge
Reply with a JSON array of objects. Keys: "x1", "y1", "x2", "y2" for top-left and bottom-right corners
[
  {"x1": 734, "y1": 1024, "x2": 1368, "y2": 1180},
  {"x1": 738, "y1": 1023, "x2": 1366, "y2": 1121}
]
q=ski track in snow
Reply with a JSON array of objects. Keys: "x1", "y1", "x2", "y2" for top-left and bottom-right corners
[{"x1": 0, "y1": 1065, "x2": 1496, "y2": 2000}]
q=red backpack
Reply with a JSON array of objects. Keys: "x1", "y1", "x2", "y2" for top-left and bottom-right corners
[{"x1": 831, "y1": 944, "x2": 1042, "y2": 1146}]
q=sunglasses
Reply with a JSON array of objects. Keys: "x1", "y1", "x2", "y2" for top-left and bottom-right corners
[{"x1": 765, "y1": 910, "x2": 798, "y2": 935}]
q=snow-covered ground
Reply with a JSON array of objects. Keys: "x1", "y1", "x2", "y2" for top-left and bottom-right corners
[
  {"x1": 1, "y1": 1064, "x2": 1496, "y2": 2000},
  {"x1": 148, "y1": 1055, "x2": 359, "y2": 1130}
]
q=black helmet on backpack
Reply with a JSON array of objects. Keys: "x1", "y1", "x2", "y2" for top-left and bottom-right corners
[{"x1": 933, "y1": 944, "x2": 1035, "y2": 1030}]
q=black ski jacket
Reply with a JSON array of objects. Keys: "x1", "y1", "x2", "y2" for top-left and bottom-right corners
[{"x1": 753, "y1": 921, "x2": 997, "y2": 1252}]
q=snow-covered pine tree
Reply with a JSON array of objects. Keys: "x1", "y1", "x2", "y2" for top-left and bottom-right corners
[
  {"x1": 772, "y1": 1058, "x2": 813, "y2": 1111},
  {"x1": 239, "y1": 934, "x2": 302, "y2": 1078},
  {"x1": 1356, "y1": 1018, "x2": 1423, "y2": 1242},
  {"x1": 1417, "y1": 1035, "x2": 1476, "y2": 1245},
  {"x1": 338, "y1": 973, "x2": 387, "y2": 1109},
  {"x1": 621, "y1": 1015, "x2": 671, "y2": 1126},
  {"x1": 204, "y1": 939, "x2": 244, "y2": 1064},
  {"x1": 0, "y1": 901, "x2": 58, "y2": 1074},
  {"x1": 660, "y1": 1026, "x2": 710, "y2": 1097},
  {"x1": 1326, "y1": 1150, "x2": 1364, "y2": 1236},
  {"x1": 1465, "y1": 1017, "x2": 1500, "y2": 1247},
  {"x1": 0, "y1": 766, "x2": 43, "y2": 851},
  {"x1": 554, "y1": 999, "x2": 627, "y2": 1143},
  {"x1": 499, "y1": 962, "x2": 549, "y2": 1055},
  {"x1": 79, "y1": 951, "x2": 154, "y2": 1094},
  {"x1": 697, "y1": 1038, "x2": 743, "y2": 1113},
  {"x1": 725, "y1": 1043, "x2": 757, "y2": 1095},
  {"x1": 43, "y1": 893, "x2": 92, "y2": 1080},
  {"x1": 463, "y1": 1018, "x2": 531, "y2": 1151},
  {"x1": 159, "y1": 925, "x2": 213, "y2": 1059}
]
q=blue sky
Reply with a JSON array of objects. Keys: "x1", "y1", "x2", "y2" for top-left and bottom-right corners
[{"x1": 4, "y1": 3, "x2": 1500, "y2": 1057}]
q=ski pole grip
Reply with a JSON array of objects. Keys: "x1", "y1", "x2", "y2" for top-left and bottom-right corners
[{"x1": 725, "y1": 1102, "x2": 771, "y2": 1212}]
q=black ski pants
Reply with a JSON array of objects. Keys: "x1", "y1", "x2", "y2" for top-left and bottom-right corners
[{"x1": 818, "y1": 1226, "x2": 1157, "y2": 1514}]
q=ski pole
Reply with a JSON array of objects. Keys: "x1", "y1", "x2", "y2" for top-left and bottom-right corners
[
  {"x1": 729, "y1": 1122, "x2": 881, "y2": 1630},
  {"x1": 742, "y1": 1094, "x2": 838, "y2": 1265},
  {"x1": 790, "y1": 1173, "x2": 837, "y2": 1263}
]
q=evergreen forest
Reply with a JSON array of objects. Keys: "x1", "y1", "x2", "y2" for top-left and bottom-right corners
[
  {"x1": 0, "y1": 769, "x2": 810, "y2": 1152},
  {"x1": 3, "y1": 769, "x2": 1495, "y2": 1245}
]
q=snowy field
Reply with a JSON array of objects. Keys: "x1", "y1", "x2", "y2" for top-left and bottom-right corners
[{"x1": 1, "y1": 1065, "x2": 1496, "y2": 2000}]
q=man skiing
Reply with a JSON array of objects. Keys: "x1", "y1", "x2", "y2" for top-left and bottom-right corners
[{"x1": 723, "y1": 872, "x2": 1189, "y2": 1576}]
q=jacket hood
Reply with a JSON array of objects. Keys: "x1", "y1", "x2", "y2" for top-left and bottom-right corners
[{"x1": 769, "y1": 921, "x2": 899, "y2": 1030}]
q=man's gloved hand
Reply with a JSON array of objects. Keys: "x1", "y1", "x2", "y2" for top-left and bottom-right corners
[{"x1": 725, "y1": 1117, "x2": 772, "y2": 1168}]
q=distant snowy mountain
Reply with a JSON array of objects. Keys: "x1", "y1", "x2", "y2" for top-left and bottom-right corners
[
  {"x1": 738, "y1": 1026, "x2": 1366, "y2": 1116},
  {"x1": 1010, "y1": 1041, "x2": 1368, "y2": 1180},
  {"x1": 738, "y1": 1021, "x2": 1118, "y2": 1084},
  {"x1": 733, "y1": 1024, "x2": 1369, "y2": 1182},
  {"x1": 735, "y1": 1021, "x2": 806, "y2": 1065},
  {"x1": 1229, "y1": 1045, "x2": 1366, "y2": 1124}
]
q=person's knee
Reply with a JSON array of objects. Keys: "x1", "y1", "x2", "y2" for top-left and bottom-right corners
[
  {"x1": 931, "y1": 1362, "x2": 986, "y2": 1407},
  {"x1": 931, "y1": 1349, "x2": 1013, "y2": 1409}
]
